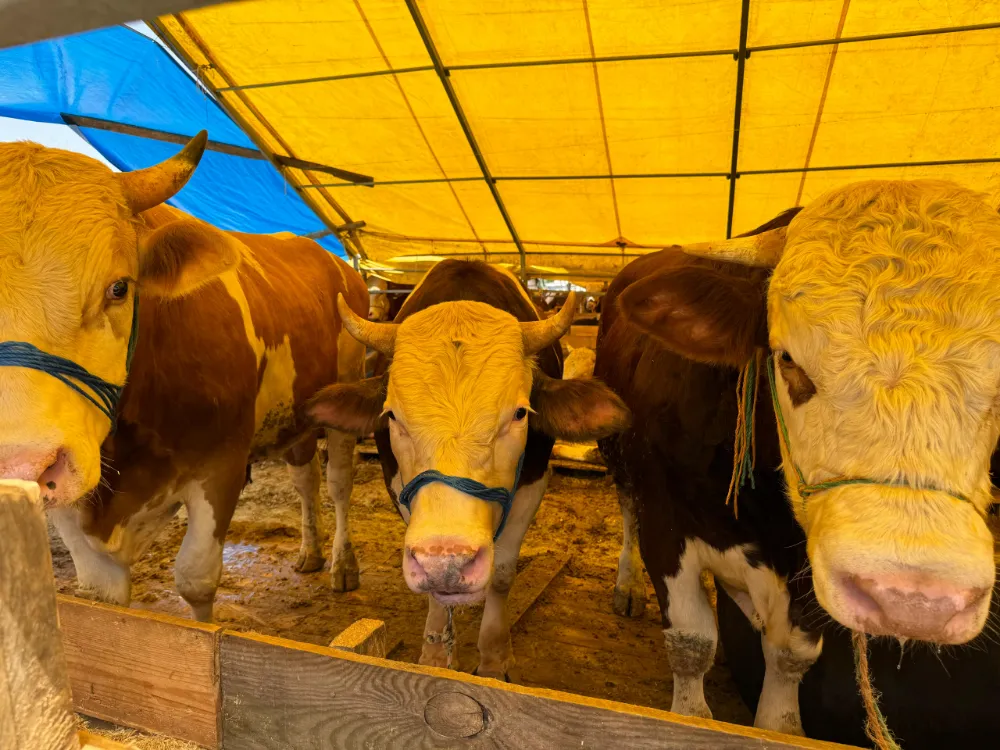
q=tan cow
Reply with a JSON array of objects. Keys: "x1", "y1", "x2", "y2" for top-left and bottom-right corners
[
  {"x1": 309, "y1": 260, "x2": 630, "y2": 679},
  {"x1": 0, "y1": 133, "x2": 368, "y2": 620}
]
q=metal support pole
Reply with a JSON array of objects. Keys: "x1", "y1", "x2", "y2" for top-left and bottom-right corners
[{"x1": 404, "y1": 0, "x2": 529, "y2": 283}]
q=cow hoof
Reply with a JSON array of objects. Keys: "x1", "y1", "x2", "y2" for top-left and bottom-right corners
[
  {"x1": 330, "y1": 546, "x2": 360, "y2": 592},
  {"x1": 612, "y1": 585, "x2": 647, "y2": 618},
  {"x1": 295, "y1": 550, "x2": 326, "y2": 573}
]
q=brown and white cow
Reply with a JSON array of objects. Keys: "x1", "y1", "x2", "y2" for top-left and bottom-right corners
[
  {"x1": 597, "y1": 180, "x2": 1000, "y2": 736},
  {"x1": 0, "y1": 133, "x2": 368, "y2": 620},
  {"x1": 309, "y1": 259, "x2": 630, "y2": 679}
]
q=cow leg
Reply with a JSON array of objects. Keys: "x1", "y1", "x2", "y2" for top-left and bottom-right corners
[
  {"x1": 662, "y1": 541, "x2": 716, "y2": 719},
  {"x1": 420, "y1": 594, "x2": 459, "y2": 670},
  {"x1": 613, "y1": 486, "x2": 647, "y2": 618},
  {"x1": 754, "y1": 630, "x2": 819, "y2": 735},
  {"x1": 284, "y1": 435, "x2": 326, "y2": 573},
  {"x1": 174, "y1": 470, "x2": 241, "y2": 622},
  {"x1": 476, "y1": 472, "x2": 548, "y2": 680},
  {"x1": 325, "y1": 428, "x2": 359, "y2": 592},
  {"x1": 49, "y1": 505, "x2": 131, "y2": 606}
]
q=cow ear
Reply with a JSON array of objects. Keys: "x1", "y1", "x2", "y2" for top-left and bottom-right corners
[
  {"x1": 617, "y1": 264, "x2": 766, "y2": 368},
  {"x1": 307, "y1": 377, "x2": 386, "y2": 435},
  {"x1": 531, "y1": 373, "x2": 631, "y2": 442},
  {"x1": 138, "y1": 220, "x2": 243, "y2": 298}
]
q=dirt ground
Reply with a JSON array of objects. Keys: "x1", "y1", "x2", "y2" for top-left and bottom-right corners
[{"x1": 52, "y1": 448, "x2": 752, "y2": 747}]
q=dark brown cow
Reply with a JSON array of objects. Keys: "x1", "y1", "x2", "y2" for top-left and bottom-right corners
[
  {"x1": 309, "y1": 259, "x2": 629, "y2": 679},
  {"x1": 0, "y1": 134, "x2": 368, "y2": 621}
]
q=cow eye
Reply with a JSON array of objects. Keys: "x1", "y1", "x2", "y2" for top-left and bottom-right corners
[
  {"x1": 513, "y1": 407, "x2": 528, "y2": 421},
  {"x1": 779, "y1": 350, "x2": 794, "y2": 364},
  {"x1": 105, "y1": 279, "x2": 129, "y2": 302}
]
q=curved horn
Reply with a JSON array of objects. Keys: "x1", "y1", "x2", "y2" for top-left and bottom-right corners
[
  {"x1": 521, "y1": 291, "x2": 577, "y2": 355},
  {"x1": 337, "y1": 294, "x2": 397, "y2": 357},
  {"x1": 116, "y1": 130, "x2": 208, "y2": 215},
  {"x1": 677, "y1": 226, "x2": 788, "y2": 268}
]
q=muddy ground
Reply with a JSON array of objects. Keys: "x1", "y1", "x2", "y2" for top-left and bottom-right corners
[{"x1": 52, "y1": 449, "x2": 751, "y2": 747}]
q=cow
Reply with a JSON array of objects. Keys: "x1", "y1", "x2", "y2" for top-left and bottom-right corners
[
  {"x1": 595, "y1": 180, "x2": 1000, "y2": 739},
  {"x1": 0, "y1": 132, "x2": 369, "y2": 621},
  {"x1": 307, "y1": 259, "x2": 630, "y2": 679}
]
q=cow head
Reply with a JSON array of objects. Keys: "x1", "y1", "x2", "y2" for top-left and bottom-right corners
[
  {"x1": 620, "y1": 180, "x2": 999, "y2": 645},
  {"x1": 309, "y1": 290, "x2": 630, "y2": 603},
  {"x1": 0, "y1": 132, "x2": 240, "y2": 504}
]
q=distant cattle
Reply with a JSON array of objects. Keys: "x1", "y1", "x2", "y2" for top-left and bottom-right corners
[
  {"x1": 309, "y1": 259, "x2": 629, "y2": 679},
  {"x1": 369, "y1": 280, "x2": 413, "y2": 322},
  {"x1": 596, "y1": 180, "x2": 1000, "y2": 741},
  {"x1": 0, "y1": 133, "x2": 368, "y2": 621}
]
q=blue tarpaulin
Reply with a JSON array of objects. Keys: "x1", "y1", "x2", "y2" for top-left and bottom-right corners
[{"x1": 0, "y1": 24, "x2": 344, "y2": 255}]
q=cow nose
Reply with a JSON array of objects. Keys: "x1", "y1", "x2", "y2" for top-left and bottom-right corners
[
  {"x1": 839, "y1": 571, "x2": 989, "y2": 643},
  {"x1": 0, "y1": 445, "x2": 61, "y2": 484},
  {"x1": 404, "y1": 539, "x2": 491, "y2": 595}
]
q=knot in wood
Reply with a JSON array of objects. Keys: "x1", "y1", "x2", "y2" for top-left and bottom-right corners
[{"x1": 423, "y1": 691, "x2": 488, "y2": 738}]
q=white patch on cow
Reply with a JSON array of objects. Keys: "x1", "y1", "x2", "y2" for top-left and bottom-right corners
[
  {"x1": 219, "y1": 273, "x2": 298, "y2": 450},
  {"x1": 49, "y1": 505, "x2": 131, "y2": 606},
  {"x1": 613, "y1": 487, "x2": 646, "y2": 617},
  {"x1": 754, "y1": 629, "x2": 820, "y2": 736},
  {"x1": 102, "y1": 493, "x2": 183, "y2": 564},
  {"x1": 664, "y1": 538, "x2": 819, "y2": 733},
  {"x1": 173, "y1": 481, "x2": 222, "y2": 622},
  {"x1": 326, "y1": 429, "x2": 360, "y2": 591},
  {"x1": 287, "y1": 454, "x2": 325, "y2": 572}
]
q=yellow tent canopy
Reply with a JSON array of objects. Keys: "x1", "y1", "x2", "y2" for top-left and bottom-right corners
[{"x1": 152, "y1": 0, "x2": 1000, "y2": 281}]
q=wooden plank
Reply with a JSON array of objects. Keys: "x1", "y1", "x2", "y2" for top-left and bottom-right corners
[
  {"x1": 507, "y1": 552, "x2": 571, "y2": 627},
  {"x1": 220, "y1": 631, "x2": 861, "y2": 750},
  {"x1": 58, "y1": 596, "x2": 221, "y2": 749},
  {"x1": 0, "y1": 0, "x2": 230, "y2": 49},
  {"x1": 0, "y1": 481, "x2": 80, "y2": 750},
  {"x1": 329, "y1": 618, "x2": 391, "y2": 659}
]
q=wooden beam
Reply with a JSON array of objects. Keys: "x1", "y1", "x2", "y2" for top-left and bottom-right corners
[
  {"x1": 219, "y1": 630, "x2": 860, "y2": 750},
  {"x1": 507, "y1": 553, "x2": 571, "y2": 628},
  {"x1": 58, "y1": 596, "x2": 222, "y2": 749},
  {"x1": 0, "y1": 1, "x2": 229, "y2": 50},
  {"x1": 329, "y1": 618, "x2": 390, "y2": 659},
  {"x1": 0, "y1": 481, "x2": 80, "y2": 750}
]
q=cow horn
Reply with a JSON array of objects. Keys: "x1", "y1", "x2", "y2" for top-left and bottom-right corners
[
  {"x1": 116, "y1": 130, "x2": 208, "y2": 215},
  {"x1": 337, "y1": 294, "x2": 396, "y2": 356},
  {"x1": 521, "y1": 291, "x2": 577, "y2": 355},
  {"x1": 677, "y1": 226, "x2": 788, "y2": 268}
]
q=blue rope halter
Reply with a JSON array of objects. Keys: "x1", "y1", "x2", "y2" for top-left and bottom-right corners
[
  {"x1": 0, "y1": 293, "x2": 139, "y2": 426},
  {"x1": 396, "y1": 452, "x2": 526, "y2": 541}
]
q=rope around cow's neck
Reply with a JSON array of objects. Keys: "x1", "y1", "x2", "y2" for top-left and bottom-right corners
[{"x1": 762, "y1": 353, "x2": 971, "y2": 505}]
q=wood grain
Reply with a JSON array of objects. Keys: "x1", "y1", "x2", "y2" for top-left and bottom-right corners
[
  {"x1": 220, "y1": 631, "x2": 861, "y2": 750},
  {"x1": 58, "y1": 596, "x2": 221, "y2": 749},
  {"x1": 0, "y1": 482, "x2": 80, "y2": 750}
]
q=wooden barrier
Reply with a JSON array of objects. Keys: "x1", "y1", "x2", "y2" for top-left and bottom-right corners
[
  {"x1": 58, "y1": 597, "x2": 222, "y2": 748},
  {"x1": 53, "y1": 594, "x2": 861, "y2": 750},
  {"x1": 0, "y1": 481, "x2": 132, "y2": 750}
]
